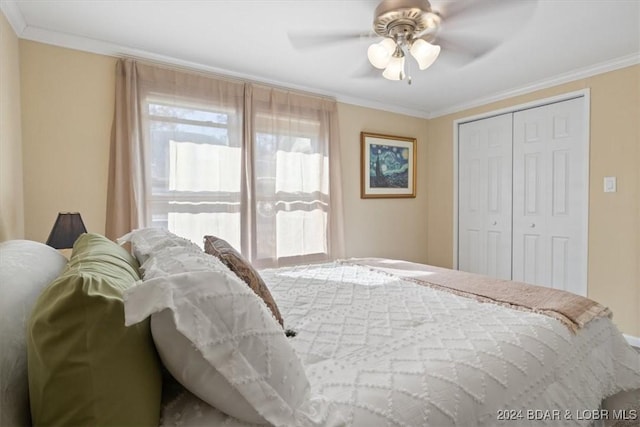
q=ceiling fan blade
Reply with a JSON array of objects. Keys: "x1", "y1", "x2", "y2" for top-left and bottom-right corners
[
  {"x1": 435, "y1": 32, "x2": 500, "y2": 66},
  {"x1": 351, "y1": 59, "x2": 383, "y2": 80},
  {"x1": 437, "y1": 0, "x2": 537, "y2": 26},
  {"x1": 431, "y1": 0, "x2": 538, "y2": 67},
  {"x1": 287, "y1": 31, "x2": 377, "y2": 50}
]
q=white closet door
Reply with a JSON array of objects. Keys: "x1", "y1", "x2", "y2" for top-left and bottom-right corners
[
  {"x1": 512, "y1": 97, "x2": 587, "y2": 295},
  {"x1": 458, "y1": 113, "x2": 513, "y2": 279}
]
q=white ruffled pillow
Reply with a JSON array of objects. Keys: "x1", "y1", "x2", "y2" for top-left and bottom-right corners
[
  {"x1": 124, "y1": 270, "x2": 331, "y2": 425},
  {"x1": 138, "y1": 244, "x2": 221, "y2": 280},
  {"x1": 117, "y1": 228, "x2": 196, "y2": 264},
  {"x1": 122, "y1": 230, "x2": 338, "y2": 426}
]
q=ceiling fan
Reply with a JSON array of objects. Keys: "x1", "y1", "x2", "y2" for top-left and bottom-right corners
[
  {"x1": 289, "y1": 0, "x2": 536, "y2": 84},
  {"x1": 366, "y1": 0, "x2": 443, "y2": 82}
]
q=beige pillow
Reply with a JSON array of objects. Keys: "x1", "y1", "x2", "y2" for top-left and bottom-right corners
[
  {"x1": 204, "y1": 235, "x2": 284, "y2": 327},
  {"x1": 27, "y1": 233, "x2": 162, "y2": 426}
]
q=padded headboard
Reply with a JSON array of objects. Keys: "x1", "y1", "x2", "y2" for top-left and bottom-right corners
[{"x1": 0, "y1": 240, "x2": 67, "y2": 427}]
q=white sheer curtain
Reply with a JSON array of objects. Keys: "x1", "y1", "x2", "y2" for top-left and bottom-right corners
[
  {"x1": 247, "y1": 84, "x2": 343, "y2": 267},
  {"x1": 107, "y1": 60, "x2": 344, "y2": 266}
]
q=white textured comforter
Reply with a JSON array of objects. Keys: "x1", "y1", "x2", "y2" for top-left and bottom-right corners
[{"x1": 161, "y1": 261, "x2": 640, "y2": 426}]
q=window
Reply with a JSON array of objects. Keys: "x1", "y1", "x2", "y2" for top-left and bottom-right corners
[
  {"x1": 108, "y1": 61, "x2": 341, "y2": 265},
  {"x1": 146, "y1": 97, "x2": 243, "y2": 250},
  {"x1": 253, "y1": 111, "x2": 330, "y2": 264},
  {"x1": 127, "y1": 78, "x2": 339, "y2": 267}
]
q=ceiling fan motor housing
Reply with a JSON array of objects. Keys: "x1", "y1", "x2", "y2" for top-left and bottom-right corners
[{"x1": 373, "y1": 0, "x2": 441, "y2": 43}]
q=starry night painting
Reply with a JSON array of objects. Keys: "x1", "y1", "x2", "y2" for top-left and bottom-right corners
[
  {"x1": 361, "y1": 132, "x2": 416, "y2": 198},
  {"x1": 369, "y1": 144, "x2": 410, "y2": 188}
]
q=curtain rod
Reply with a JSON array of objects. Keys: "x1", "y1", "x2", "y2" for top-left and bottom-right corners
[{"x1": 119, "y1": 54, "x2": 338, "y2": 103}]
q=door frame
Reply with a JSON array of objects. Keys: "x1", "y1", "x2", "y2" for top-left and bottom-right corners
[{"x1": 452, "y1": 89, "x2": 591, "y2": 293}]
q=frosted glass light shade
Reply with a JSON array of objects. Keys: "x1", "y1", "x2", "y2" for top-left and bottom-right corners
[
  {"x1": 367, "y1": 38, "x2": 396, "y2": 69},
  {"x1": 382, "y1": 55, "x2": 405, "y2": 81},
  {"x1": 410, "y1": 39, "x2": 441, "y2": 70}
]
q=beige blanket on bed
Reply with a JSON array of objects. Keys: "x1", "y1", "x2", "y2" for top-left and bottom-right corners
[{"x1": 344, "y1": 258, "x2": 611, "y2": 333}]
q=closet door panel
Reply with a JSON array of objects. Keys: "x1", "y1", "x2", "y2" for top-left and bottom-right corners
[
  {"x1": 458, "y1": 113, "x2": 513, "y2": 279},
  {"x1": 514, "y1": 107, "x2": 550, "y2": 285},
  {"x1": 512, "y1": 98, "x2": 587, "y2": 295}
]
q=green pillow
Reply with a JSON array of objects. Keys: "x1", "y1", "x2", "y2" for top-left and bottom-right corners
[{"x1": 27, "y1": 233, "x2": 162, "y2": 427}]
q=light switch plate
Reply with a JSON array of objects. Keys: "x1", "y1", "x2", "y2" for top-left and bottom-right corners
[{"x1": 604, "y1": 176, "x2": 617, "y2": 193}]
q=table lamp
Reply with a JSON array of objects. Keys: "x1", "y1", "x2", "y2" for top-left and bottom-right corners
[{"x1": 46, "y1": 212, "x2": 87, "y2": 249}]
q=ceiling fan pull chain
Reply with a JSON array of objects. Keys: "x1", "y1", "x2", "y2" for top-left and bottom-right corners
[{"x1": 407, "y1": 54, "x2": 412, "y2": 85}]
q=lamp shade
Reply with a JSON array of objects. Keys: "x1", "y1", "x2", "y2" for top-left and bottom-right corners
[
  {"x1": 46, "y1": 212, "x2": 87, "y2": 249},
  {"x1": 410, "y1": 38, "x2": 441, "y2": 70},
  {"x1": 382, "y1": 54, "x2": 406, "y2": 81},
  {"x1": 367, "y1": 38, "x2": 396, "y2": 69}
]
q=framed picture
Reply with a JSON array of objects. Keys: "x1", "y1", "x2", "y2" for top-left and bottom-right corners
[{"x1": 361, "y1": 132, "x2": 417, "y2": 198}]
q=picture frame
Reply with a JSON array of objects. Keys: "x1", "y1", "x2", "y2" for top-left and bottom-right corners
[{"x1": 361, "y1": 132, "x2": 417, "y2": 199}]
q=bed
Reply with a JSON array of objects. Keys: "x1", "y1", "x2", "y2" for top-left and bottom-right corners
[{"x1": 1, "y1": 230, "x2": 639, "y2": 427}]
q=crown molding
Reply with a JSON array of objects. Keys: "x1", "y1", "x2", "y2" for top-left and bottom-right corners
[
  {"x1": 334, "y1": 95, "x2": 430, "y2": 118},
  {"x1": 0, "y1": 1, "x2": 27, "y2": 35},
  {"x1": 427, "y1": 53, "x2": 640, "y2": 119}
]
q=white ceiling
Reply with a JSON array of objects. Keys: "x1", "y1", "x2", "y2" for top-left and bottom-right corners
[{"x1": 3, "y1": 0, "x2": 639, "y2": 118}]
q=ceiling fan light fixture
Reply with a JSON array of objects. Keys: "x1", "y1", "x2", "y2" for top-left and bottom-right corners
[
  {"x1": 367, "y1": 37, "x2": 396, "y2": 69},
  {"x1": 410, "y1": 38, "x2": 441, "y2": 70},
  {"x1": 382, "y1": 52, "x2": 406, "y2": 81}
]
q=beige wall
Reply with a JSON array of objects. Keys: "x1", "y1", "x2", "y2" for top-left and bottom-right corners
[
  {"x1": 337, "y1": 103, "x2": 429, "y2": 263},
  {"x1": 426, "y1": 65, "x2": 640, "y2": 336},
  {"x1": 0, "y1": 11, "x2": 25, "y2": 240},
  {"x1": 20, "y1": 40, "x2": 116, "y2": 242}
]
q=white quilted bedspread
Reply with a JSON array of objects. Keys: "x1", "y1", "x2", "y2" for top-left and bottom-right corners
[{"x1": 161, "y1": 262, "x2": 640, "y2": 427}]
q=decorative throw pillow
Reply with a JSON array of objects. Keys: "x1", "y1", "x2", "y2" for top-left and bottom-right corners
[
  {"x1": 0, "y1": 240, "x2": 67, "y2": 427},
  {"x1": 124, "y1": 268, "x2": 325, "y2": 426},
  {"x1": 27, "y1": 233, "x2": 162, "y2": 427},
  {"x1": 204, "y1": 235, "x2": 284, "y2": 327}
]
